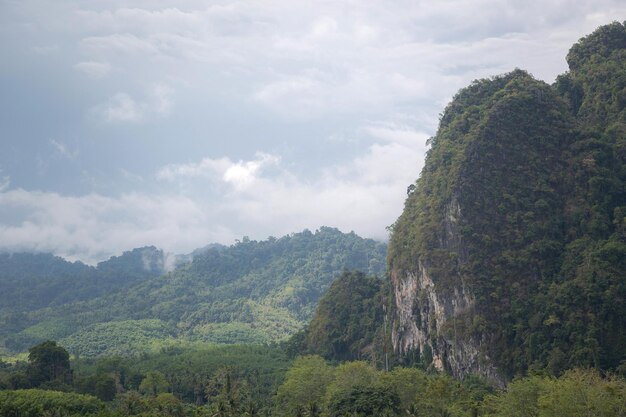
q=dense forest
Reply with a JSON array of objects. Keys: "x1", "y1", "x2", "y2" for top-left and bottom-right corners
[
  {"x1": 0, "y1": 227, "x2": 386, "y2": 356},
  {"x1": 1, "y1": 281, "x2": 625, "y2": 417},
  {"x1": 388, "y1": 20, "x2": 626, "y2": 382},
  {"x1": 1, "y1": 21, "x2": 626, "y2": 417}
]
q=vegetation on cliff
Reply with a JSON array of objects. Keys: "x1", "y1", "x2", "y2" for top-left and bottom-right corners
[{"x1": 388, "y1": 21, "x2": 626, "y2": 378}]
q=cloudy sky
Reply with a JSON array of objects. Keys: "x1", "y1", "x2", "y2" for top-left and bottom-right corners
[{"x1": 0, "y1": 1, "x2": 623, "y2": 263}]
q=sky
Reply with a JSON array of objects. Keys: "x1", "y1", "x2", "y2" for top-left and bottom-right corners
[{"x1": 0, "y1": 1, "x2": 624, "y2": 264}]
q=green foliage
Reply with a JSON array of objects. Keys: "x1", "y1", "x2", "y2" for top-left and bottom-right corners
[
  {"x1": 484, "y1": 369, "x2": 626, "y2": 417},
  {"x1": 388, "y1": 22, "x2": 626, "y2": 378},
  {"x1": 326, "y1": 384, "x2": 400, "y2": 417},
  {"x1": 379, "y1": 367, "x2": 428, "y2": 411},
  {"x1": 60, "y1": 320, "x2": 175, "y2": 357},
  {"x1": 1, "y1": 228, "x2": 387, "y2": 356},
  {"x1": 0, "y1": 247, "x2": 166, "y2": 314},
  {"x1": 0, "y1": 389, "x2": 104, "y2": 417},
  {"x1": 322, "y1": 361, "x2": 379, "y2": 406},
  {"x1": 129, "y1": 344, "x2": 289, "y2": 407},
  {"x1": 3, "y1": 347, "x2": 622, "y2": 417},
  {"x1": 274, "y1": 356, "x2": 334, "y2": 417},
  {"x1": 273, "y1": 358, "x2": 495, "y2": 417},
  {"x1": 139, "y1": 371, "x2": 169, "y2": 396},
  {"x1": 301, "y1": 271, "x2": 386, "y2": 362},
  {"x1": 27, "y1": 340, "x2": 72, "y2": 387},
  {"x1": 93, "y1": 374, "x2": 117, "y2": 402}
]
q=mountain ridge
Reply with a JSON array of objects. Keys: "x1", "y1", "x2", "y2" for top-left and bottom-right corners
[{"x1": 0, "y1": 227, "x2": 387, "y2": 357}]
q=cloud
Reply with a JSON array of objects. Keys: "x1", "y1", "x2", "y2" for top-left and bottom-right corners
[
  {"x1": 50, "y1": 139, "x2": 79, "y2": 159},
  {"x1": 93, "y1": 85, "x2": 174, "y2": 123},
  {"x1": 0, "y1": 125, "x2": 425, "y2": 264},
  {"x1": 81, "y1": 33, "x2": 160, "y2": 55},
  {"x1": 157, "y1": 152, "x2": 280, "y2": 191},
  {"x1": 99, "y1": 92, "x2": 144, "y2": 123},
  {"x1": 151, "y1": 84, "x2": 174, "y2": 115},
  {"x1": 364, "y1": 123, "x2": 431, "y2": 147},
  {"x1": 22, "y1": 0, "x2": 621, "y2": 124},
  {"x1": 0, "y1": 189, "x2": 229, "y2": 264},
  {"x1": 156, "y1": 157, "x2": 232, "y2": 181},
  {"x1": 75, "y1": 61, "x2": 111, "y2": 78},
  {"x1": 0, "y1": 176, "x2": 9, "y2": 192},
  {"x1": 2, "y1": 0, "x2": 625, "y2": 264},
  {"x1": 31, "y1": 45, "x2": 59, "y2": 55},
  {"x1": 222, "y1": 153, "x2": 280, "y2": 190}
]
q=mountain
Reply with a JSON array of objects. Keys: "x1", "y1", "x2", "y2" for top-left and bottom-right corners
[
  {"x1": 388, "y1": 22, "x2": 626, "y2": 384},
  {"x1": 0, "y1": 247, "x2": 169, "y2": 313},
  {"x1": 0, "y1": 227, "x2": 387, "y2": 357},
  {"x1": 291, "y1": 270, "x2": 387, "y2": 363},
  {"x1": 0, "y1": 247, "x2": 173, "y2": 353}
]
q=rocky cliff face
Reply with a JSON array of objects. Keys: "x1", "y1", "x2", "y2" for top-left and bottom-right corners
[
  {"x1": 388, "y1": 69, "x2": 569, "y2": 382},
  {"x1": 390, "y1": 204, "x2": 503, "y2": 386},
  {"x1": 387, "y1": 22, "x2": 626, "y2": 382}
]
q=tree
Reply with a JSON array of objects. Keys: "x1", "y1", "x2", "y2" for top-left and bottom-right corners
[
  {"x1": 303, "y1": 271, "x2": 384, "y2": 362},
  {"x1": 139, "y1": 371, "x2": 169, "y2": 396},
  {"x1": 483, "y1": 375, "x2": 544, "y2": 417},
  {"x1": 274, "y1": 356, "x2": 334, "y2": 416},
  {"x1": 323, "y1": 361, "x2": 379, "y2": 407},
  {"x1": 326, "y1": 384, "x2": 400, "y2": 417},
  {"x1": 27, "y1": 340, "x2": 72, "y2": 386},
  {"x1": 539, "y1": 369, "x2": 626, "y2": 417},
  {"x1": 117, "y1": 390, "x2": 148, "y2": 415},
  {"x1": 154, "y1": 393, "x2": 185, "y2": 417},
  {"x1": 94, "y1": 374, "x2": 117, "y2": 401},
  {"x1": 380, "y1": 367, "x2": 428, "y2": 411}
]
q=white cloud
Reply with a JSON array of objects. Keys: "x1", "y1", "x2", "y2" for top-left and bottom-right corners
[
  {"x1": 156, "y1": 157, "x2": 232, "y2": 181},
  {"x1": 364, "y1": 123, "x2": 431, "y2": 147},
  {"x1": 94, "y1": 84, "x2": 175, "y2": 123},
  {"x1": 100, "y1": 92, "x2": 144, "y2": 123},
  {"x1": 310, "y1": 17, "x2": 338, "y2": 39},
  {"x1": 75, "y1": 61, "x2": 111, "y2": 78},
  {"x1": 0, "y1": 124, "x2": 425, "y2": 264},
  {"x1": 222, "y1": 153, "x2": 280, "y2": 191},
  {"x1": 0, "y1": 189, "x2": 228, "y2": 264},
  {"x1": 151, "y1": 84, "x2": 174, "y2": 115},
  {"x1": 81, "y1": 33, "x2": 160, "y2": 55},
  {"x1": 50, "y1": 139, "x2": 79, "y2": 159},
  {"x1": 156, "y1": 152, "x2": 280, "y2": 191},
  {"x1": 31, "y1": 44, "x2": 59, "y2": 55},
  {"x1": 0, "y1": 176, "x2": 10, "y2": 192},
  {"x1": 38, "y1": 0, "x2": 623, "y2": 123},
  {"x1": 2, "y1": 0, "x2": 625, "y2": 264}
]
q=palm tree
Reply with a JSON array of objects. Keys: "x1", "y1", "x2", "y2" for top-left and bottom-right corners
[
  {"x1": 243, "y1": 402, "x2": 258, "y2": 417},
  {"x1": 212, "y1": 400, "x2": 229, "y2": 417},
  {"x1": 307, "y1": 401, "x2": 320, "y2": 417}
]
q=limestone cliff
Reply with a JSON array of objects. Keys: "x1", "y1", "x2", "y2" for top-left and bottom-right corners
[{"x1": 387, "y1": 21, "x2": 626, "y2": 383}]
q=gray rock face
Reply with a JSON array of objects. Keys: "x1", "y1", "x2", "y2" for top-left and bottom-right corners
[{"x1": 390, "y1": 198, "x2": 505, "y2": 387}]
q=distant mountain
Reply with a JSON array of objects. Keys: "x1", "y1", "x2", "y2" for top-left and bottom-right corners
[
  {"x1": 0, "y1": 227, "x2": 387, "y2": 357},
  {"x1": 388, "y1": 22, "x2": 626, "y2": 384},
  {"x1": 0, "y1": 247, "x2": 168, "y2": 313}
]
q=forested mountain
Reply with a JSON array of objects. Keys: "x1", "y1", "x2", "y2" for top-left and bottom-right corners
[
  {"x1": 388, "y1": 21, "x2": 626, "y2": 384},
  {"x1": 289, "y1": 271, "x2": 387, "y2": 364},
  {"x1": 0, "y1": 227, "x2": 387, "y2": 356},
  {"x1": 0, "y1": 247, "x2": 168, "y2": 313}
]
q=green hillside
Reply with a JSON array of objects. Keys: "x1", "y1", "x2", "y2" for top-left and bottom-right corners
[
  {"x1": 292, "y1": 270, "x2": 388, "y2": 364},
  {"x1": 1, "y1": 227, "x2": 387, "y2": 356},
  {"x1": 388, "y1": 21, "x2": 626, "y2": 381}
]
